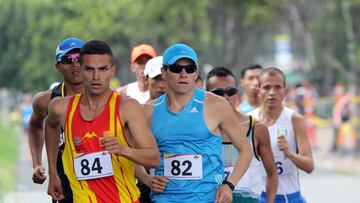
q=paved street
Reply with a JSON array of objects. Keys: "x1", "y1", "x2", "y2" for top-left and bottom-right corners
[
  {"x1": 2, "y1": 127, "x2": 360, "y2": 202},
  {"x1": 3, "y1": 133, "x2": 50, "y2": 203},
  {"x1": 301, "y1": 169, "x2": 360, "y2": 202}
]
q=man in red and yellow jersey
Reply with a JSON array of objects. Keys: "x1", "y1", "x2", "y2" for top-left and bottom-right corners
[{"x1": 45, "y1": 40, "x2": 160, "y2": 203}]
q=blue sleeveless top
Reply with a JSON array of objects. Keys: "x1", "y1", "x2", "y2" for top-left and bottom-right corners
[{"x1": 151, "y1": 88, "x2": 223, "y2": 203}]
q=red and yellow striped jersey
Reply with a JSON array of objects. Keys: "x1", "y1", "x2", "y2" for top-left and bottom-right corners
[{"x1": 62, "y1": 92, "x2": 140, "y2": 203}]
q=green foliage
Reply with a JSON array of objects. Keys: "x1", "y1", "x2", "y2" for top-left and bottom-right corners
[
  {"x1": 0, "y1": 122, "x2": 18, "y2": 196},
  {"x1": 0, "y1": 0, "x2": 359, "y2": 95}
]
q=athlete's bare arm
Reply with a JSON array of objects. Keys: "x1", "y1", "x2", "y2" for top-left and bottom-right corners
[
  {"x1": 45, "y1": 97, "x2": 69, "y2": 200},
  {"x1": 205, "y1": 93, "x2": 252, "y2": 203},
  {"x1": 278, "y1": 112, "x2": 314, "y2": 173},
  {"x1": 28, "y1": 90, "x2": 51, "y2": 184},
  {"x1": 255, "y1": 122, "x2": 277, "y2": 203},
  {"x1": 102, "y1": 97, "x2": 159, "y2": 168}
]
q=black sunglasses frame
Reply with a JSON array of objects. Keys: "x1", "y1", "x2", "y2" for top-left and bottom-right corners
[
  {"x1": 211, "y1": 87, "x2": 238, "y2": 97},
  {"x1": 165, "y1": 64, "x2": 197, "y2": 74}
]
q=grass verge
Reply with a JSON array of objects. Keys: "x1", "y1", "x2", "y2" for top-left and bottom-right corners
[{"x1": 0, "y1": 121, "x2": 18, "y2": 198}]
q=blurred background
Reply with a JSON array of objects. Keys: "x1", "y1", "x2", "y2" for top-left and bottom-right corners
[{"x1": 0, "y1": 0, "x2": 359, "y2": 202}]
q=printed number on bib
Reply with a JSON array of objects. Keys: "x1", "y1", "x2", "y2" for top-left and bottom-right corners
[
  {"x1": 164, "y1": 154, "x2": 202, "y2": 180},
  {"x1": 74, "y1": 151, "x2": 113, "y2": 180},
  {"x1": 274, "y1": 156, "x2": 295, "y2": 176}
]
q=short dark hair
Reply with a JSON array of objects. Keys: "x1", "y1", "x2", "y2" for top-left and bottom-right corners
[
  {"x1": 240, "y1": 64, "x2": 263, "y2": 79},
  {"x1": 206, "y1": 66, "x2": 237, "y2": 91},
  {"x1": 79, "y1": 40, "x2": 113, "y2": 64},
  {"x1": 260, "y1": 67, "x2": 286, "y2": 87}
]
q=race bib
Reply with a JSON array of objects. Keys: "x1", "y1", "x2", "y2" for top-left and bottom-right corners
[
  {"x1": 74, "y1": 151, "x2": 113, "y2": 180},
  {"x1": 164, "y1": 154, "x2": 202, "y2": 180},
  {"x1": 274, "y1": 156, "x2": 296, "y2": 176}
]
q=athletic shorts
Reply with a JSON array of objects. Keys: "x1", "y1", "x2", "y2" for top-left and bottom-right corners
[
  {"x1": 260, "y1": 191, "x2": 307, "y2": 203},
  {"x1": 52, "y1": 173, "x2": 73, "y2": 203},
  {"x1": 232, "y1": 190, "x2": 259, "y2": 203}
]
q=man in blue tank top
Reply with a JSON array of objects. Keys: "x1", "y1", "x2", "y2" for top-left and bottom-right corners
[{"x1": 142, "y1": 43, "x2": 252, "y2": 203}]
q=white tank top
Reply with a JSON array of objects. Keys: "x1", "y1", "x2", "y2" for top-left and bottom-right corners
[
  {"x1": 126, "y1": 81, "x2": 149, "y2": 104},
  {"x1": 221, "y1": 116, "x2": 264, "y2": 197},
  {"x1": 249, "y1": 107, "x2": 300, "y2": 194}
]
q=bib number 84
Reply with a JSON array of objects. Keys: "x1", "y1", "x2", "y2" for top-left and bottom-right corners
[
  {"x1": 81, "y1": 158, "x2": 103, "y2": 175},
  {"x1": 74, "y1": 151, "x2": 114, "y2": 180}
]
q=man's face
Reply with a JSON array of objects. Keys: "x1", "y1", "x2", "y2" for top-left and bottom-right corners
[
  {"x1": 163, "y1": 58, "x2": 198, "y2": 95},
  {"x1": 207, "y1": 75, "x2": 238, "y2": 109},
  {"x1": 81, "y1": 54, "x2": 115, "y2": 96},
  {"x1": 259, "y1": 73, "x2": 286, "y2": 109},
  {"x1": 146, "y1": 74, "x2": 167, "y2": 100},
  {"x1": 240, "y1": 68, "x2": 262, "y2": 97},
  {"x1": 56, "y1": 50, "x2": 83, "y2": 86},
  {"x1": 131, "y1": 54, "x2": 152, "y2": 82}
]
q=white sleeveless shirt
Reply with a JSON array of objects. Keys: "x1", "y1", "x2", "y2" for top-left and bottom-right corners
[
  {"x1": 221, "y1": 116, "x2": 263, "y2": 197},
  {"x1": 249, "y1": 107, "x2": 300, "y2": 194},
  {"x1": 126, "y1": 81, "x2": 149, "y2": 104}
]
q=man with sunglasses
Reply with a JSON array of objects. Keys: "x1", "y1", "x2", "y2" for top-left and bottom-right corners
[
  {"x1": 117, "y1": 44, "x2": 156, "y2": 104},
  {"x1": 249, "y1": 67, "x2": 314, "y2": 203},
  {"x1": 28, "y1": 37, "x2": 85, "y2": 202},
  {"x1": 45, "y1": 40, "x2": 160, "y2": 202},
  {"x1": 143, "y1": 43, "x2": 252, "y2": 203},
  {"x1": 206, "y1": 67, "x2": 277, "y2": 203}
]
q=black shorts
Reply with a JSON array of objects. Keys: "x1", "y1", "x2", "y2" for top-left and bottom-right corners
[
  {"x1": 137, "y1": 181, "x2": 153, "y2": 203},
  {"x1": 52, "y1": 173, "x2": 72, "y2": 203}
]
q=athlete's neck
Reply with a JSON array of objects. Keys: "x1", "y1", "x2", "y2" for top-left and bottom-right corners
[
  {"x1": 259, "y1": 105, "x2": 283, "y2": 126},
  {"x1": 244, "y1": 94, "x2": 260, "y2": 108},
  {"x1": 64, "y1": 82, "x2": 84, "y2": 96},
  {"x1": 81, "y1": 90, "x2": 113, "y2": 120},
  {"x1": 166, "y1": 88, "x2": 195, "y2": 113},
  {"x1": 137, "y1": 80, "x2": 147, "y2": 92}
]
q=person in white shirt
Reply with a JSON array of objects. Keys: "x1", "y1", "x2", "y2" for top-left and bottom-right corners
[
  {"x1": 117, "y1": 44, "x2": 156, "y2": 104},
  {"x1": 249, "y1": 67, "x2": 314, "y2": 203}
]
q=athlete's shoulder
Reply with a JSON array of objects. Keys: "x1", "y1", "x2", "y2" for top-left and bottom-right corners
[
  {"x1": 32, "y1": 90, "x2": 52, "y2": 114},
  {"x1": 48, "y1": 95, "x2": 73, "y2": 113},
  {"x1": 120, "y1": 94, "x2": 139, "y2": 106},
  {"x1": 253, "y1": 120, "x2": 269, "y2": 139},
  {"x1": 290, "y1": 109, "x2": 306, "y2": 128},
  {"x1": 204, "y1": 91, "x2": 228, "y2": 108}
]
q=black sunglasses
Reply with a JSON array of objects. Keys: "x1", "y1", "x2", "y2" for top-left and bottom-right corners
[
  {"x1": 166, "y1": 64, "x2": 197, "y2": 74},
  {"x1": 60, "y1": 53, "x2": 80, "y2": 64},
  {"x1": 211, "y1": 87, "x2": 238, "y2": 97}
]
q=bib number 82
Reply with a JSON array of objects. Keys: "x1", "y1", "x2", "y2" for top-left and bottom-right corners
[{"x1": 171, "y1": 160, "x2": 192, "y2": 176}]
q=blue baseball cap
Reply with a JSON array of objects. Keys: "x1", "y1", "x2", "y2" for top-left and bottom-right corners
[
  {"x1": 163, "y1": 43, "x2": 198, "y2": 65},
  {"x1": 55, "y1": 37, "x2": 84, "y2": 61}
]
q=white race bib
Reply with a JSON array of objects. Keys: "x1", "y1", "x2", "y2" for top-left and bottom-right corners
[
  {"x1": 74, "y1": 151, "x2": 113, "y2": 180},
  {"x1": 164, "y1": 154, "x2": 202, "y2": 180},
  {"x1": 274, "y1": 156, "x2": 296, "y2": 176}
]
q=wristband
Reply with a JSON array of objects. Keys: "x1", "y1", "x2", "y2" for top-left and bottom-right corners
[{"x1": 222, "y1": 179, "x2": 235, "y2": 191}]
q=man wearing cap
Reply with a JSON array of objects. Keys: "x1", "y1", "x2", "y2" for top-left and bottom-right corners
[
  {"x1": 143, "y1": 43, "x2": 252, "y2": 203},
  {"x1": 117, "y1": 44, "x2": 156, "y2": 104},
  {"x1": 144, "y1": 56, "x2": 167, "y2": 102},
  {"x1": 28, "y1": 37, "x2": 85, "y2": 202}
]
